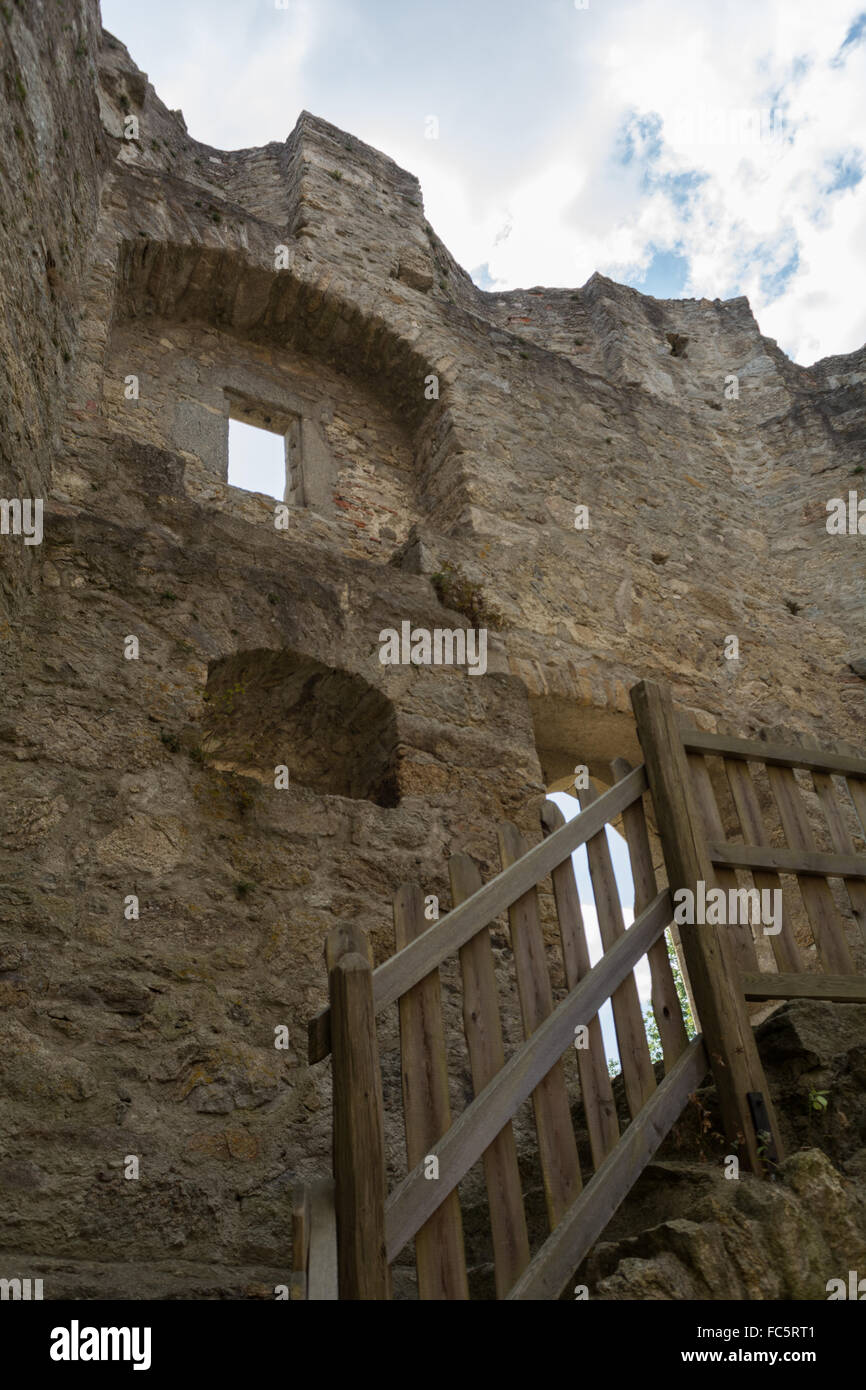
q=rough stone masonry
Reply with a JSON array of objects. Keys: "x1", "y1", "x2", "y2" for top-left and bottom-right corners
[{"x1": 0, "y1": 2, "x2": 864, "y2": 1297}]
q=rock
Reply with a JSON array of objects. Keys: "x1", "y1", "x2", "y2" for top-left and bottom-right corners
[
  {"x1": 0, "y1": 1, "x2": 863, "y2": 1300},
  {"x1": 393, "y1": 245, "x2": 434, "y2": 292}
]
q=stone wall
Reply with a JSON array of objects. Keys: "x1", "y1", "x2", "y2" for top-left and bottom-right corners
[
  {"x1": 0, "y1": 0, "x2": 106, "y2": 624},
  {"x1": 0, "y1": 7, "x2": 863, "y2": 1298},
  {"x1": 102, "y1": 316, "x2": 419, "y2": 556}
]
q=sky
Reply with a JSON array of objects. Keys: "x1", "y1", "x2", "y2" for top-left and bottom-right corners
[
  {"x1": 100, "y1": 0, "x2": 866, "y2": 365},
  {"x1": 227, "y1": 419, "x2": 286, "y2": 499}
]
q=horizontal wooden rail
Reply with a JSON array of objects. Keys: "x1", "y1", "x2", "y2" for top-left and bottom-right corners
[
  {"x1": 505, "y1": 1036, "x2": 709, "y2": 1300},
  {"x1": 384, "y1": 886, "x2": 672, "y2": 1261},
  {"x1": 708, "y1": 842, "x2": 866, "y2": 880},
  {"x1": 680, "y1": 726, "x2": 866, "y2": 780},
  {"x1": 741, "y1": 972, "x2": 866, "y2": 1003},
  {"x1": 308, "y1": 764, "x2": 648, "y2": 1062}
]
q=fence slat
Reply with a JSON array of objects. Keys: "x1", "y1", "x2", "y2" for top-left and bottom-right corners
[
  {"x1": 385, "y1": 888, "x2": 671, "y2": 1261},
  {"x1": 541, "y1": 802, "x2": 619, "y2": 1167},
  {"x1": 292, "y1": 1185, "x2": 310, "y2": 1277},
  {"x1": 577, "y1": 786, "x2": 657, "y2": 1118},
  {"x1": 307, "y1": 1178, "x2": 339, "y2": 1301},
  {"x1": 632, "y1": 681, "x2": 783, "y2": 1173},
  {"x1": 613, "y1": 757, "x2": 690, "y2": 1069},
  {"x1": 498, "y1": 823, "x2": 583, "y2": 1229},
  {"x1": 766, "y1": 764, "x2": 855, "y2": 974},
  {"x1": 506, "y1": 1035, "x2": 709, "y2": 1301},
  {"x1": 394, "y1": 883, "x2": 469, "y2": 1300},
  {"x1": 449, "y1": 854, "x2": 530, "y2": 1297},
  {"x1": 812, "y1": 772, "x2": 866, "y2": 948},
  {"x1": 290, "y1": 1185, "x2": 310, "y2": 1300},
  {"x1": 327, "y1": 924, "x2": 391, "y2": 1299},
  {"x1": 848, "y1": 778, "x2": 866, "y2": 843},
  {"x1": 687, "y1": 754, "x2": 760, "y2": 976},
  {"x1": 723, "y1": 758, "x2": 803, "y2": 974}
]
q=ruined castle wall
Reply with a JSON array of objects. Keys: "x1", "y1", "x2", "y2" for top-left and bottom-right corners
[
  {"x1": 102, "y1": 317, "x2": 419, "y2": 556},
  {"x1": 0, "y1": 0, "x2": 107, "y2": 622},
  {"x1": 0, "y1": 12, "x2": 864, "y2": 1299}
]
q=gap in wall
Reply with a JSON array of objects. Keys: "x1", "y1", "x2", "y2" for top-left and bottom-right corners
[{"x1": 227, "y1": 418, "x2": 285, "y2": 500}]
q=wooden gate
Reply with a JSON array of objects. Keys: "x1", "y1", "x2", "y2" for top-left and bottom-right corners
[{"x1": 294, "y1": 679, "x2": 866, "y2": 1300}]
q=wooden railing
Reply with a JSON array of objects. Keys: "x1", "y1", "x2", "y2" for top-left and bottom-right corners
[
  {"x1": 681, "y1": 722, "x2": 866, "y2": 1005},
  {"x1": 294, "y1": 679, "x2": 866, "y2": 1300}
]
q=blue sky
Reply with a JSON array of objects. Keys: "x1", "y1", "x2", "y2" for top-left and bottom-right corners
[{"x1": 101, "y1": 0, "x2": 866, "y2": 365}]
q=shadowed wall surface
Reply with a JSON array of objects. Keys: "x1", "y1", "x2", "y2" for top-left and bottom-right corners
[{"x1": 0, "y1": 2, "x2": 863, "y2": 1297}]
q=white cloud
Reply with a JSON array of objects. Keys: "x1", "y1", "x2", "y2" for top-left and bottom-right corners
[{"x1": 101, "y1": 0, "x2": 866, "y2": 362}]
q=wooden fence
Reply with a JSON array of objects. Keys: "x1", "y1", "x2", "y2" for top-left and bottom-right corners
[
  {"x1": 681, "y1": 719, "x2": 866, "y2": 1004},
  {"x1": 294, "y1": 679, "x2": 866, "y2": 1300}
]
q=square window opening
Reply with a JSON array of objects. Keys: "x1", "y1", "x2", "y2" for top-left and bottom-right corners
[{"x1": 227, "y1": 418, "x2": 286, "y2": 501}]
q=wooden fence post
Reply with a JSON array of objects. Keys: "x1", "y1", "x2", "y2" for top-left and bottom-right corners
[
  {"x1": 631, "y1": 680, "x2": 784, "y2": 1172},
  {"x1": 327, "y1": 923, "x2": 391, "y2": 1299}
]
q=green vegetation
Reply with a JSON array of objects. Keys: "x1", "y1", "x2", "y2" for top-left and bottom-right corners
[
  {"x1": 644, "y1": 933, "x2": 696, "y2": 1062},
  {"x1": 609, "y1": 934, "x2": 697, "y2": 1077}
]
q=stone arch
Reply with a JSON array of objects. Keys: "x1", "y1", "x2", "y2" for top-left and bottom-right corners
[
  {"x1": 201, "y1": 647, "x2": 399, "y2": 807},
  {"x1": 106, "y1": 240, "x2": 462, "y2": 530}
]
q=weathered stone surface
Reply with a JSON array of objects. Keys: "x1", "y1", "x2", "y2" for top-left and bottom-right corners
[
  {"x1": 0, "y1": 3, "x2": 864, "y2": 1299},
  {"x1": 581, "y1": 1146, "x2": 866, "y2": 1301},
  {"x1": 577, "y1": 1002, "x2": 866, "y2": 1300}
]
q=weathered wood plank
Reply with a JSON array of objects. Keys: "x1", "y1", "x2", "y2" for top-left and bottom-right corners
[
  {"x1": 688, "y1": 754, "x2": 760, "y2": 976},
  {"x1": 394, "y1": 882, "x2": 469, "y2": 1300},
  {"x1": 307, "y1": 767, "x2": 648, "y2": 1061},
  {"x1": 307, "y1": 923, "x2": 374, "y2": 1064},
  {"x1": 614, "y1": 757, "x2": 690, "y2": 1068},
  {"x1": 291, "y1": 1184, "x2": 310, "y2": 1276},
  {"x1": 307, "y1": 1178, "x2": 339, "y2": 1301},
  {"x1": 506, "y1": 1036, "x2": 709, "y2": 1300},
  {"x1": 708, "y1": 841, "x2": 866, "y2": 881},
  {"x1": 385, "y1": 888, "x2": 671, "y2": 1260},
  {"x1": 723, "y1": 758, "x2": 803, "y2": 975},
  {"x1": 741, "y1": 972, "x2": 866, "y2": 1003},
  {"x1": 812, "y1": 772, "x2": 866, "y2": 948},
  {"x1": 541, "y1": 802, "x2": 620, "y2": 1168},
  {"x1": 680, "y1": 726, "x2": 866, "y2": 779},
  {"x1": 766, "y1": 763, "x2": 855, "y2": 974},
  {"x1": 632, "y1": 680, "x2": 784, "y2": 1173},
  {"x1": 449, "y1": 854, "x2": 530, "y2": 1297},
  {"x1": 577, "y1": 785, "x2": 656, "y2": 1118},
  {"x1": 307, "y1": 1008, "x2": 330, "y2": 1066},
  {"x1": 327, "y1": 926, "x2": 390, "y2": 1299},
  {"x1": 498, "y1": 823, "x2": 583, "y2": 1228},
  {"x1": 848, "y1": 778, "x2": 866, "y2": 843}
]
